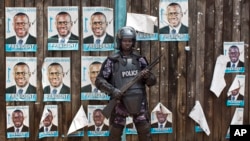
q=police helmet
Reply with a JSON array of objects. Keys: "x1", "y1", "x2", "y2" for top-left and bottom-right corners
[{"x1": 116, "y1": 26, "x2": 136, "y2": 49}]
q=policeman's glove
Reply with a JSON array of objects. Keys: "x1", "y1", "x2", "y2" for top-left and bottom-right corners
[
  {"x1": 141, "y1": 69, "x2": 150, "y2": 79},
  {"x1": 112, "y1": 88, "x2": 122, "y2": 100}
]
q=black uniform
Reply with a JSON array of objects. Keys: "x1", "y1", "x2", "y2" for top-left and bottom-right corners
[{"x1": 95, "y1": 50, "x2": 156, "y2": 141}]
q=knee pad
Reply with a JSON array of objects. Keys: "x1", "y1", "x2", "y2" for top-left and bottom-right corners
[
  {"x1": 108, "y1": 124, "x2": 124, "y2": 141},
  {"x1": 135, "y1": 121, "x2": 152, "y2": 141},
  {"x1": 135, "y1": 121, "x2": 150, "y2": 134}
]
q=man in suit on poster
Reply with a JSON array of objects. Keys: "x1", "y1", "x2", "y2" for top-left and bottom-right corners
[
  {"x1": 226, "y1": 45, "x2": 244, "y2": 68},
  {"x1": 7, "y1": 109, "x2": 29, "y2": 132},
  {"x1": 88, "y1": 109, "x2": 109, "y2": 131},
  {"x1": 81, "y1": 61, "x2": 102, "y2": 93},
  {"x1": 6, "y1": 62, "x2": 36, "y2": 94},
  {"x1": 39, "y1": 109, "x2": 58, "y2": 132},
  {"x1": 159, "y1": 2, "x2": 188, "y2": 34},
  {"x1": 43, "y1": 62, "x2": 70, "y2": 94},
  {"x1": 83, "y1": 12, "x2": 114, "y2": 44},
  {"x1": 6, "y1": 12, "x2": 36, "y2": 44},
  {"x1": 47, "y1": 11, "x2": 78, "y2": 43},
  {"x1": 81, "y1": 61, "x2": 106, "y2": 105},
  {"x1": 227, "y1": 83, "x2": 244, "y2": 101},
  {"x1": 151, "y1": 110, "x2": 172, "y2": 128}
]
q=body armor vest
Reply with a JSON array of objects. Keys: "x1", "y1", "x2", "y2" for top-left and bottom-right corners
[{"x1": 111, "y1": 54, "x2": 146, "y2": 114}]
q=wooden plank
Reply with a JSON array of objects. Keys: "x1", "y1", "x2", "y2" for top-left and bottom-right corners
[
  {"x1": 241, "y1": 0, "x2": 249, "y2": 125},
  {"x1": 69, "y1": 1, "x2": 83, "y2": 141},
  {"x1": 172, "y1": 42, "x2": 183, "y2": 141},
  {"x1": 177, "y1": 41, "x2": 188, "y2": 141},
  {"x1": 217, "y1": 0, "x2": 232, "y2": 140},
  {"x1": 33, "y1": 0, "x2": 46, "y2": 138},
  {"x1": 128, "y1": 1, "x2": 142, "y2": 141},
  {"x1": 185, "y1": 0, "x2": 197, "y2": 139},
  {"x1": 81, "y1": 1, "x2": 91, "y2": 141},
  {"x1": 196, "y1": 0, "x2": 206, "y2": 140},
  {"x1": 232, "y1": 0, "x2": 241, "y2": 41},
  {"x1": 24, "y1": 1, "x2": 37, "y2": 140},
  {"x1": 204, "y1": 0, "x2": 215, "y2": 141},
  {"x1": 144, "y1": 8, "x2": 161, "y2": 141}
]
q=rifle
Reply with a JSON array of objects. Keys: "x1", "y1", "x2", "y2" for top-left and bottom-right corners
[{"x1": 102, "y1": 54, "x2": 162, "y2": 118}]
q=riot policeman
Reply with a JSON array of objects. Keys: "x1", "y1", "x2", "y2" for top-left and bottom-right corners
[{"x1": 95, "y1": 26, "x2": 156, "y2": 141}]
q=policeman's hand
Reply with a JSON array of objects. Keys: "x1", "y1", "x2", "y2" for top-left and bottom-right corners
[
  {"x1": 141, "y1": 69, "x2": 150, "y2": 79},
  {"x1": 112, "y1": 88, "x2": 122, "y2": 99}
]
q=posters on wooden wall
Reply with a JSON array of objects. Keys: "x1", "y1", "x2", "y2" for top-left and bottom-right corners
[
  {"x1": 6, "y1": 106, "x2": 29, "y2": 138},
  {"x1": 82, "y1": 7, "x2": 114, "y2": 51},
  {"x1": 4, "y1": 3, "x2": 193, "y2": 53},
  {"x1": 5, "y1": 7, "x2": 37, "y2": 52},
  {"x1": 5, "y1": 2, "x2": 248, "y2": 140},
  {"x1": 210, "y1": 42, "x2": 246, "y2": 106},
  {"x1": 42, "y1": 57, "x2": 71, "y2": 102},
  {"x1": 5, "y1": 57, "x2": 37, "y2": 101}
]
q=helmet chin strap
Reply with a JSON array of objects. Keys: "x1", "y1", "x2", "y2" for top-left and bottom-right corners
[{"x1": 121, "y1": 50, "x2": 132, "y2": 56}]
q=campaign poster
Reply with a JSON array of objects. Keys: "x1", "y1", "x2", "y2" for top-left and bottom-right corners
[
  {"x1": 5, "y1": 7, "x2": 37, "y2": 52},
  {"x1": 42, "y1": 57, "x2": 71, "y2": 101},
  {"x1": 83, "y1": 7, "x2": 114, "y2": 51},
  {"x1": 38, "y1": 105, "x2": 58, "y2": 138},
  {"x1": 151, "y1": 103, "x2": 173, "y2": 134},
  {"x1": 6, "y1": 57, "x2": 37, "y2": 101},
  {"x1": 47, "y1": 6, "x2": 79, "y2": 51},
  {"x1": 223, "y1": 42, "x2": 245, "y2": 73},
  {"x1": 125, "y1": 116, "x2": 137, "y2": 134},
  {"x1": 87, "y1": 105, "x2": 109, "y2": 137},
  {"x1": 226, "y1": 75, "x2": 245, "y2": 107},
  {"x1": 159, "y1": 0, "x2": 189, "y2": 41},
  {"x1": 6, "y1": 106, "x2": 29, "y2": 138},
  {"x1": 81, "y1": 56, "x2": 109, "y2": 101}
]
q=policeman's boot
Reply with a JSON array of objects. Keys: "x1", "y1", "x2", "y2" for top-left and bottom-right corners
[
  {"x1": 108, "y1": 124, "x2": 124, "y2": 141},
  {"x1": 135, "y1": 121, "x2": 152, "y2": 141}
]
